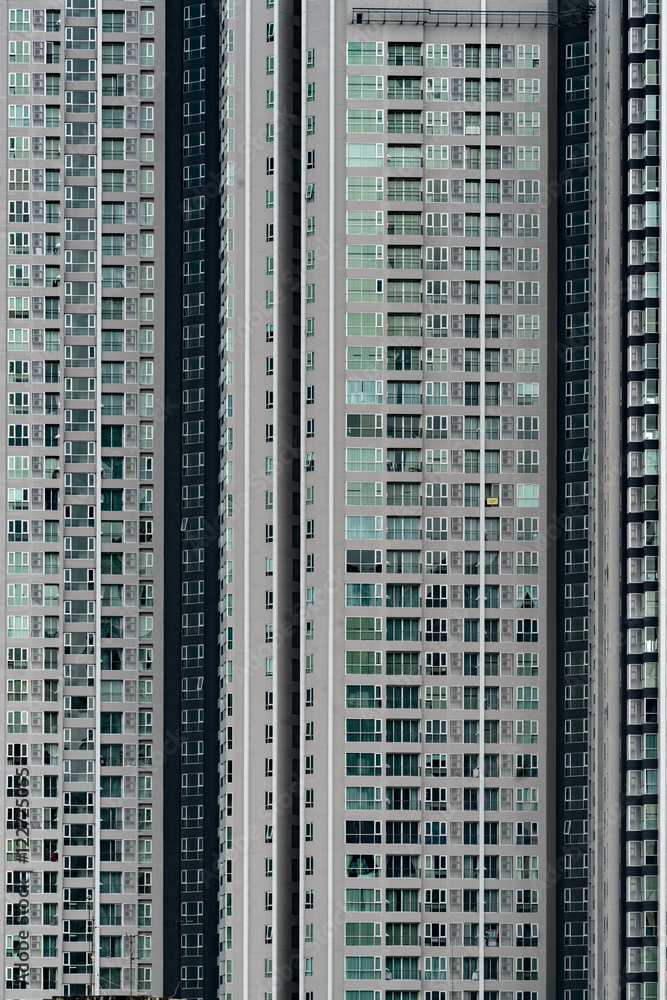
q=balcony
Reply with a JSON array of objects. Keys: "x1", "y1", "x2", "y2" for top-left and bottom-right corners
[
  {"x1": 62, "y1": 958, "x2": 89, "y2": 974},
  {"x1": 387, "y1": 85, "x2": 423, "y2": 102},
  {"x1": 387, "y1": 528, "x2": 422, "y2": 541},
  {"x1": 387, "y1": 428, "x2": 422, "y2": 440},
  {"x1": 387, "y1": 562, "x2": 422, "y2": 575},
  {"x1": 386, "y1": 862, "x2": 421, "y2": 879},
  {"x1": 387, "y1": 390, "x2": 422, "y2": 405},
  {"x1": 387, "y1": 495, "x2": 422, "y2": 506},
  {"x1": 388, "y1": 222, "x2": 423, "y2": 237},
  {"x1": 388, "y1": 122, "x2": 423, "y2": 135},
  {"x1": 387, "y1": 461, "x2": 422, "y2": 473},
  {"x1": 388, "y1": 254, "x2": 423, "y2": 269},
  {"x1": 387, "y1": 153, "x2": 423, "y2": 169},
  {"x1": 387, "y1": 359, "x2": 422, "y2": 372}
]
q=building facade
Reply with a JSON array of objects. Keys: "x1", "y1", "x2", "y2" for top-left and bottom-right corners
[
  {"x1": 214, "y1": 3, "x2": 571, "y2": 1000},
  {"x1": 163, "y1": 1, "x2": 221, "y2": 997},
  {"x1": 556, "y1": 9, "x2": 591, "y2": 998},
  {"x1": 2, "y1": 2, "x2": 663, "y2": 1000},
  {"x1": 0, "y1": 0, "x2": 163, "y2": 995}
]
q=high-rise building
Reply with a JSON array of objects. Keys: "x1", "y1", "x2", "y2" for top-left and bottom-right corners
[
  {"x1": 1, "y1": 1, "x2": 662, "y2": 999},
  {"x1": 208, "y1": 2, "x2": 586, "y2": 999},
  {"x1": 0, "y1": 0, "x2": 163, "y2": 995}
]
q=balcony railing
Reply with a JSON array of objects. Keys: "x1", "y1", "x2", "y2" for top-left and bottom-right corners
[{"x1": 387, "y1": 461, "x2": 422, "y2": 472}]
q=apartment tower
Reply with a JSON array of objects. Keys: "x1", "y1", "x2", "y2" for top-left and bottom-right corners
[
  {"x1": 0, "y1": 0, "x2": 162, "y2": 995},
  {"x1": 213, "y1": 2, "x2": 566, "y2": 1000}
]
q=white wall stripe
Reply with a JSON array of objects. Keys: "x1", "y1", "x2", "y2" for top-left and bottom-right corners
[
  {"x1": 327, "y1": 2, "x2": 336, "y2": 998},
  {"x1": 271, "y1": 1, "x2": 279, "y2": 993},
  {"x1": 243, "y1": 0, "x2": 252, "y2": 993},
  {"x1": 478, "y1": 2, "x2": 487, "y2": 990},
  {"x1": 93, "y1": 0, "x2": 103, "y2": 988},
  {"x1": 299, "y1": 0, "x2": 308, "y2": 996}
]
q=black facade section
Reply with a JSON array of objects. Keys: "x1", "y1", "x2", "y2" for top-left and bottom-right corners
[
  {"x1": 163, "y1": 2, "x2": 221, "y2": 998},
  {"x1": 556, "y1": 16, "x2": 591, "y2": 998}
]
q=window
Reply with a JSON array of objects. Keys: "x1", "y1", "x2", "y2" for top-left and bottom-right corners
[
  {"x1": 516, "y1": 44, "x2": 540, "y2": 69},
  {"x1": 347, "y1": 245, "x2": 383, "y2": 269},
  {"x1": 347, "y1": 143, "x2": 384, "y2": 168},
  {"x1": 8, "y1": 73, "x2": 30, "y2": 97},
  {"x1": 517, "y1": 382, "x2": 539, "y2": 405},
  {"x1": 517, "y1": 146, "x2": 540, "y2": 170},
  {"x1": 347, "y1": 41, "x2": 383, "y2": 65},
  {"x1": 518, "y1": 113, "x2": 540, "y2": 137},
  {"x1": 8, "y1": 137, "x2": 30, "y2": 159},
  {"x1": 518, "y1": 79, "x2": 540, "y2": 102},
  {"x1": 347, "y1": 109, "x2": 383, "y2": 133},
  {"x1": 565, "y1": 75, "x2": 589, "y2": 101}
]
